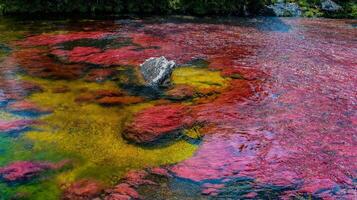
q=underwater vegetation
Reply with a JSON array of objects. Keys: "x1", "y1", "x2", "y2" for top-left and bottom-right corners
[{"x1": 0, "y1": 17, "x2": 356, "y2": 199}]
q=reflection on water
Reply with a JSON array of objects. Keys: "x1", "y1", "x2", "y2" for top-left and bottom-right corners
[{"x1": 0, "y1": 17, "x2": 356, "y2": 199}]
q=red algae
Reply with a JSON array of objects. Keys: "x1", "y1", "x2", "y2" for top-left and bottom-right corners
[
  {"x1": 166, "y1": 18, "x2": 357, "y2": 199},
  {"x1": 166, "y1": 84, "x2": 195, "y2": 100},
  {"x1": 7, "y1": 100, "x2": 52, "y2": 113},
  {"x1": 84, "y1": 69, "x2": 117, "y2": 82},
  {"x1": 123, "y1": 104, "x2": 195, "y2": 144},
  {"x1": 96, "y1": 96, "x2": 144, "y2": 105},
  {"x1": 0, "y1": 160, "x2": 69, "y2": 182},
  {"x1": 1, "y1": 18, "x2": 356, "y2": 199},
  {"x1": 0, "y1": 120, "x2": 37, "y2": 133},
  {"x1": 12, "y1": 48, "x2": 87, "y2": 80},
  {"x1": 62, "y1": 179, "x2": 104, "y2": 200},
  {"x1": 16, "y1": 31, "x2": 112, "y2": 47}
]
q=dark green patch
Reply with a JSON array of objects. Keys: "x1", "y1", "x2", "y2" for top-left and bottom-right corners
[
  {"x1": 230, "y1": 73, "x2": 245, "y2": 79},
  {"x1": 56, "y1": 36, "x2": 133, "y2": 50}
]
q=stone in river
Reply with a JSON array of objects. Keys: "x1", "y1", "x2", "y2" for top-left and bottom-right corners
[
  {"x1": 123, "y1": 104, "x2": 194, "y2": 144},
  {"x1": 140, "y1": 56, "x2": 176, "y2": 87},
  {"x1": 266, "y1": 3, "x2": 302, "y2": 17}
]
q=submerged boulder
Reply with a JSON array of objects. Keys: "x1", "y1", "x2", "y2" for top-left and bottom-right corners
[
  {"x1": 123, "y1": 104, "x2": 194, "y2": 144},
  {"x1": 321, "y1": 0, "x2": 342, "y2": 12},
  {"x1": 140, "y1": 56, "x2": 176, "y2": 87},
  {"x1": 266, "y1": 3, "x2": 302, "y2": 17}
]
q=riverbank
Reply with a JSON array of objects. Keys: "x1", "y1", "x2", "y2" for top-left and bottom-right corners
[{"x1": 0, "y1": 0, "x2": 356, "y2": 18}]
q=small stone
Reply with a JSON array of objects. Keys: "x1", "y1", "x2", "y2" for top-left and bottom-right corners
[
  {"x1": 266, "y1": 3, "x2": 302, "y2": 17},
  {"x1": 140, "y1": 56, "x2": 176, "y2": 87}
]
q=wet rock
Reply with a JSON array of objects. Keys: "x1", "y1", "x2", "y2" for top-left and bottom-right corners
[
  {"x1": 0, "y1": 160, "x2": 69, "y2": 182},
  {"x1": 321, "y1": 0, "x2": 342, "y2": 12},
  {"x1": 140, "y1": 56, "x2": 176, "y2": 87},
  {"x1": 123, "y1": 104, "x2": 194, "y2": 144},
  {"x1": 166, "y1": 84, "x2": 195, "y2": 100},
  {"x1": 84, "y1": 69, "x2": 117, "y2": 82},
  {"x1": 266, "y1": 3, "x2": 302, "y2": 17},
  {"x1": 0, "y1": 119, "x2": 37, "y2": 134},
  {"x1": 62, "y1": 179, "x2": 104, "y2": 200}
]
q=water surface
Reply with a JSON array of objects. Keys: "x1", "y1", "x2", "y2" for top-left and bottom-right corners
[{"x1": 0, "y1": 17, "x2": 356, "y2": 199}]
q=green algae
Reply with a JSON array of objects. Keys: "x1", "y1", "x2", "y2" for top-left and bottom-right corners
[
  {"x1": 0, "y1": 131, "x2": 68, "y2": 200},
  {"x1": 19, "y1": 76, "x2": 198, "y2": 186}
]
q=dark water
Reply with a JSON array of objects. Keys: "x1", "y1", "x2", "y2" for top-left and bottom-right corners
[{"x1": 0, "y1": 17, "x2": 356, "y2": 199}]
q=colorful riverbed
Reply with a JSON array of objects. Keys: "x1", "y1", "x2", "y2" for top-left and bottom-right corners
[{"x1": 0, "y1": 17, "x2": 356, "y2": 199}]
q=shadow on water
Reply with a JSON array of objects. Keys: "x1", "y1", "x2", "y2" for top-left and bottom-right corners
[
  {"x1": 140, "y1": 16, "x2": 292, "y2": 32},
  {"x1": 1, "y1": 15, "x2": 291, "y2": 34}
]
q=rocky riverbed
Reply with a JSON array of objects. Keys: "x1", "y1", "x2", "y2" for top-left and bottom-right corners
[{"x1": 0, "y1": 17, "x2": 356, "y2": 199}]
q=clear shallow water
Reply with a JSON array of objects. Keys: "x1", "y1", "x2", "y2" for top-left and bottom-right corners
[{"x1": 0, "y1": 17, "x2": 356, "y2": 199}]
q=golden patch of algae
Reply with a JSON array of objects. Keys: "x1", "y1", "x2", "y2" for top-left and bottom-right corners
[
  {"x1": 21, "y1": 76, "x2": 198, "y2": 186},
  {"x1": 172, "y1": 66, "x2": 228, "y2": 91}
]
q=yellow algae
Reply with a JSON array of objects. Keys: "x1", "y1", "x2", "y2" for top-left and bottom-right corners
[
  {"x1": 0, "y1": 110, "x2": 20, "y2": 121},
  {"x1": 172, "y1": 67, "x2": 228, "y2": 92},
  {"x1": 183, "y1": 126, "x2": 203, "y2": 139},
  {"x1": 21, "y1": 76, "x2": 198, "y2": 185}
]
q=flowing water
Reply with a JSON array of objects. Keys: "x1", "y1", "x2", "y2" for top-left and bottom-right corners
[{"x1": 0, "y1": 17, "x2": 356, "y2": 199}]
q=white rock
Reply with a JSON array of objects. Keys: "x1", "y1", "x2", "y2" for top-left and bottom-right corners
[{"x1": 140, "y1": 56, "x2": 176, "y2": 87}]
